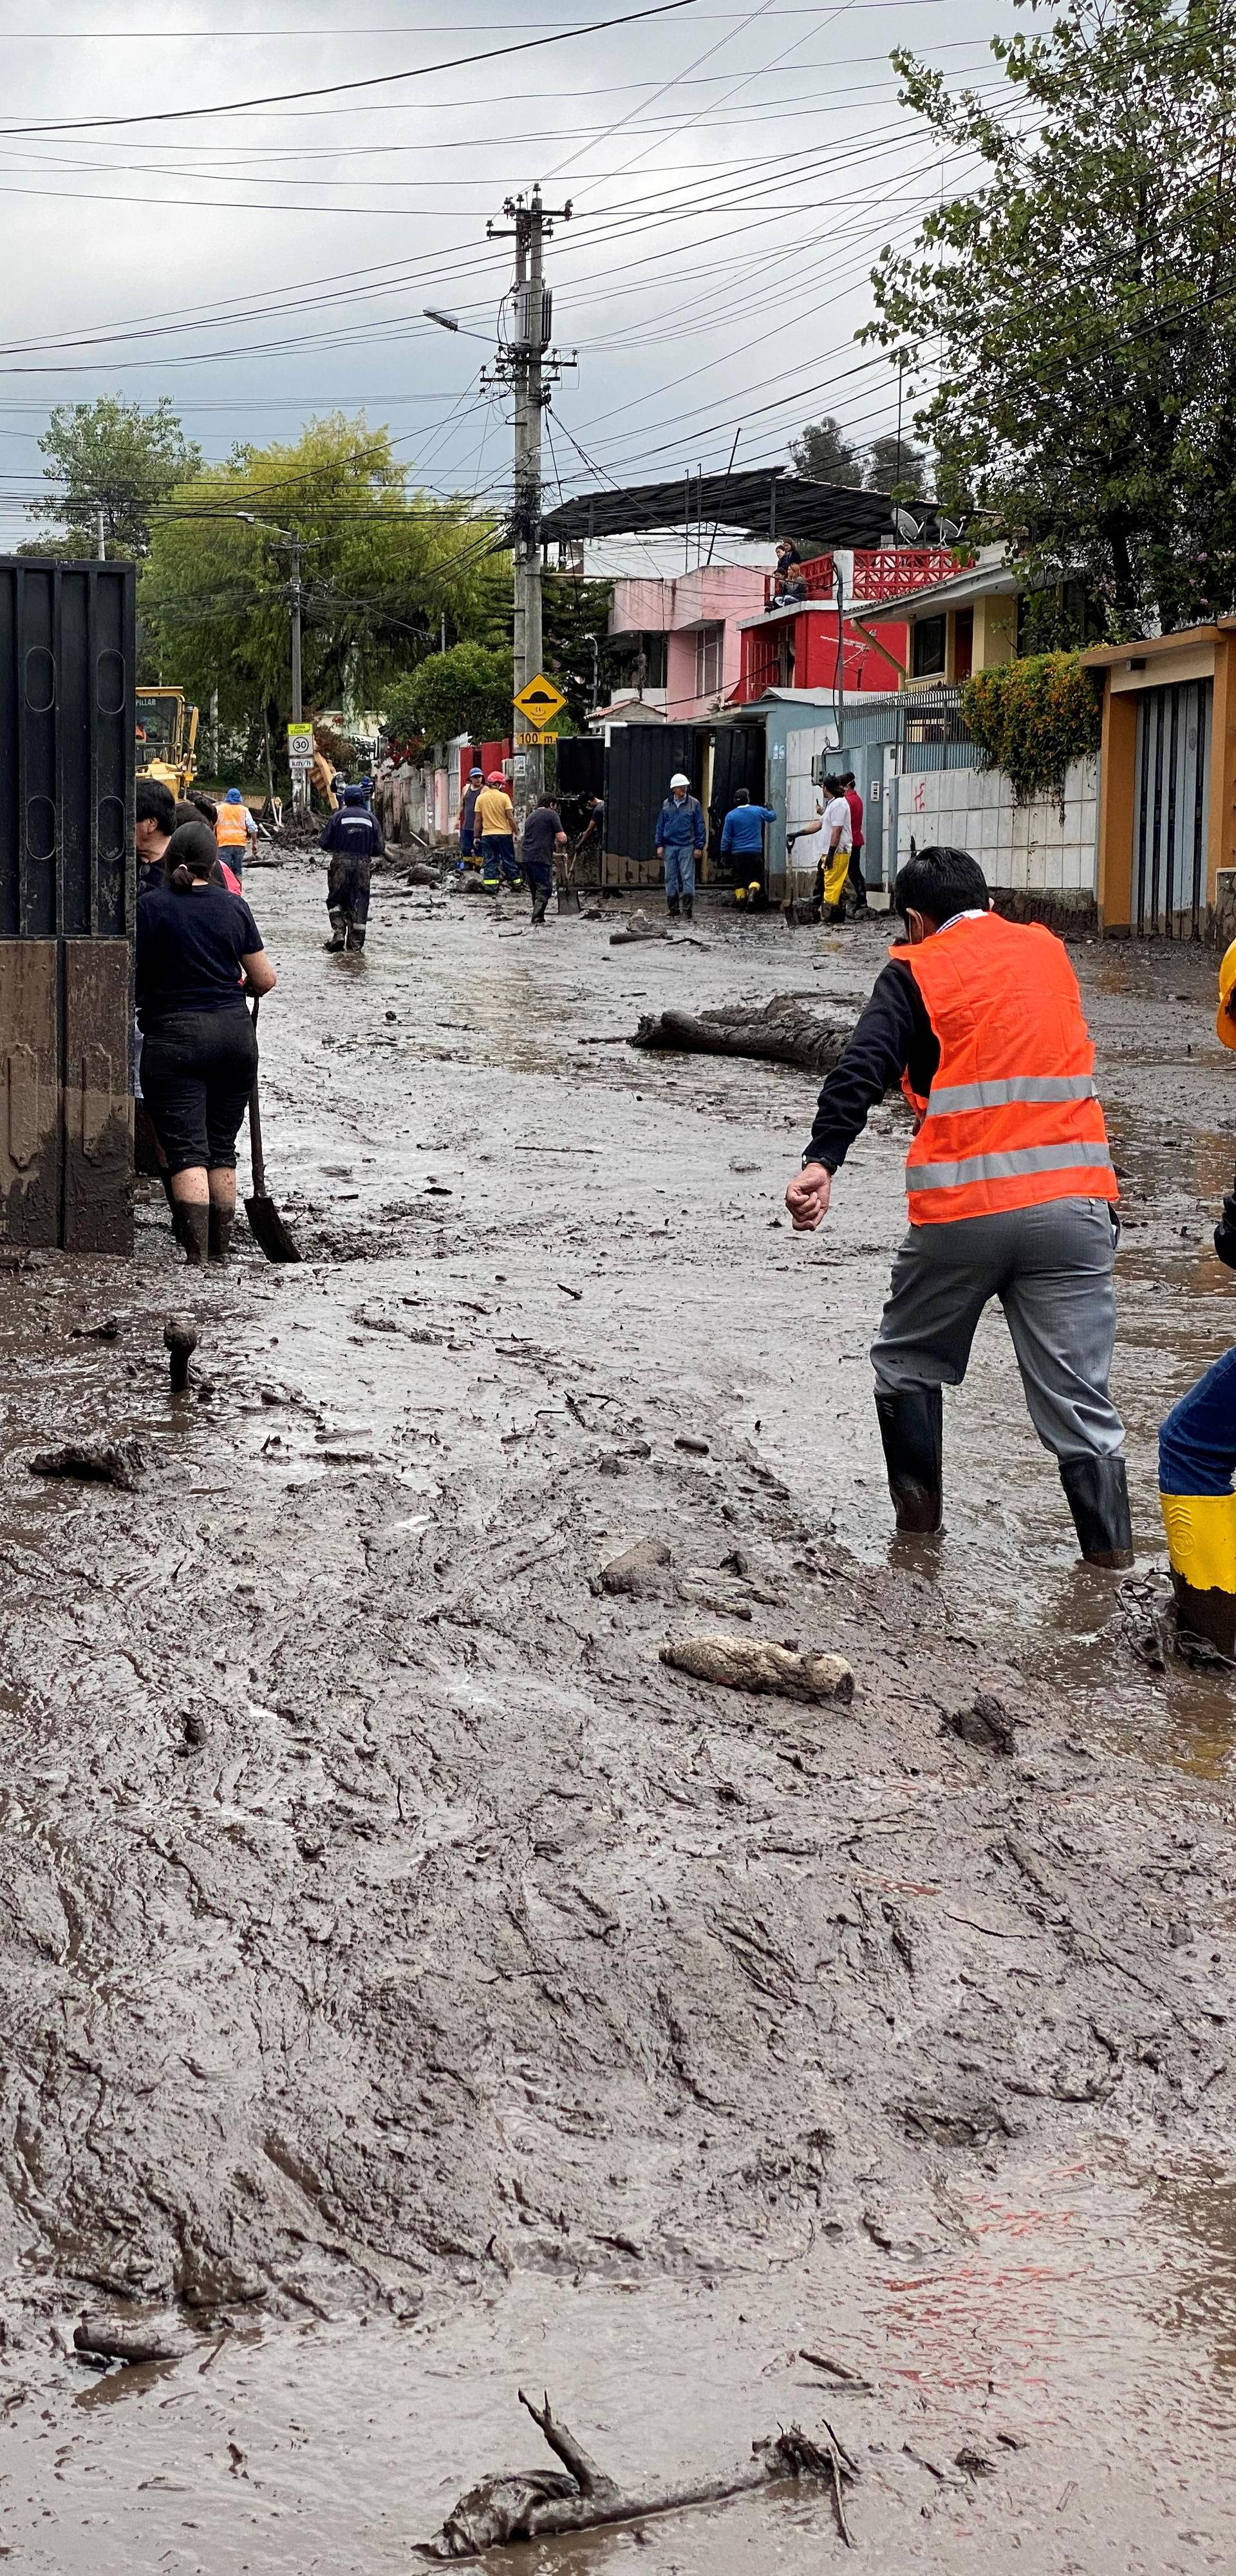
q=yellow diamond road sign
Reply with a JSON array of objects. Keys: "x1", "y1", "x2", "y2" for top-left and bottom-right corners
[{"x1": 512, "y1": 674, "x2": 566, "y2": 726}]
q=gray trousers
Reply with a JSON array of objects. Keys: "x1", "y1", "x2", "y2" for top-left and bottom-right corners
[{"x1": 871, "y1": 1197, "x2": 1125, "y2": 1463}]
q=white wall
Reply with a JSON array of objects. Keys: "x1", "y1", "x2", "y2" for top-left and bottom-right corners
[{"x1": 895, "y1": 755, "x2": 1098, "y2": 895}]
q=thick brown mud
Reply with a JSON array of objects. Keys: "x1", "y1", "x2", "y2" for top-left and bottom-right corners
[{"x1": 0, "y1": 866, "x2": 1232, "y2": 2564}]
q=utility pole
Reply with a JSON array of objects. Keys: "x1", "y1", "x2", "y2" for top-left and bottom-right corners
[
  {"x1": 96, "y1": 506, "x2": 106, "y2": 562},
  {"x1": 288, "y1": 533, "x2": 303, "y2": 726},
  {"x1": 485, "y1": 187, "x2": 574, "y2": 817}
]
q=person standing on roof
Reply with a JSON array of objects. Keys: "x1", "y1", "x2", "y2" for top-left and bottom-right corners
[
  {"x1": 474, "y1": 770, "x2": 520, "y2": 893},
  {"x1": 216, "y1": 786, "x2": 258, "y2": 882},
  {"x1": 320, "y1": 782, "x2": 385, "y2": 952},
  {"x1": 458, "y1": 764, "x2": 484, "y2": 865},
  {"x1": 785, "y1": 844, "x2": 1132, "y2": 1567},
  {"x1": 720, "y1": 786, "x2": 778, "y2": 908},
  {"x1": 655, "y1": 771, "x2": 706, "y2": 922}
]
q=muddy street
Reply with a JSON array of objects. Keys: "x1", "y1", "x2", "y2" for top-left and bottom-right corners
[{"x1": 0, "y1": 864, "x2": 1233, "y2": 2569}]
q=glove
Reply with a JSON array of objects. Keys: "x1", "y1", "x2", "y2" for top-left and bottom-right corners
[{"x1": 1215, "y1": 1193, "x2": 1236, "y2": 1267}]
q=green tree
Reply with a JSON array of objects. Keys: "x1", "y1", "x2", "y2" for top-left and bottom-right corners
[
  {"x1": 867, "y1": 0, "x2": 1236, "y2": 635},
  {"x1": 24, "y1": 396, "x2": 201, "y2": 560},
  {"x1": 396, "y1": 643, "x2": 514, "y2": 746},
  {"x1": 863, "y1": 431, "x2": 928, "y2": 500},
  {"x1": 789, "y1": 415, "x2": 863, "y2": 486},
  {"x1": 140, "y1": 415, "x2": 507, "y2": 743},
  {"x1": 543, "y1": 571, "x2": 615, "y2": 726}
]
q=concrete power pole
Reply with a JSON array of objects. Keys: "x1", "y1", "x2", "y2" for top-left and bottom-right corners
[{"x1": 486, "y1": 187, "x2": 573, "y2": 817}]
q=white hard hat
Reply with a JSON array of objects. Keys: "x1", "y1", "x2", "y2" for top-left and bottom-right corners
[{"x1": 670, "y1": 772, "x2": 690, "y2": 788}]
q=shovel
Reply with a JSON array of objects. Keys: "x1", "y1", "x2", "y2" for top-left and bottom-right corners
[{"x1": 244, "y1": 999, "x2": 301, "y2": 1263}]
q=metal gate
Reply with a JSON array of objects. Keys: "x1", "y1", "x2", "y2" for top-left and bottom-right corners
[
  {"x1": 0, "y1": 559, "x2": 135, "y2": 1251},
  {"x1": 602, "y1": 724, "x2": 700, "y2": 891},
  {"x1": 1134, "y1": 679, "x2": 1212, "y2": 937},
  {"x1": 706, "y1": 723, "x2": 765, "y2": 879}
]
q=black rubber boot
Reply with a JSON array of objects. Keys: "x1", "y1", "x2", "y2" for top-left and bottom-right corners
[
  {"x1": 530, "y1": 888, "x2": 549, "y2": 925},
  {"x1": 208, "y1": 1204, "x2": 234, "y2": 1269},
  {"x1": 346, "y1": 921, "x2": 367, "y2": 951},
  {"x1": 324, "y1": 909, "x2": 347, "y2": 951},
  {"x1": 667, "y1": 896, "x2": 680, "y2": 918},
  {"x1": 179, "y1": 1202, "x2": 209, "y2": 1268},
  {"x1": 1059, "y1": 1454, "x2": 1134, "y2": 1567},
  {"x1": 160, "y1": 1170, "x2": 190, "y2": 1250},
  {"x1": 682, "y1": 895, "x2": 694, "y2": 923},
  {"x1": 875, "y1": 1386, "x2": 944, "y2": 1535}
]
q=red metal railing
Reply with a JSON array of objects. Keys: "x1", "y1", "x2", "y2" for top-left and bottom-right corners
[
  {"x1": 850, "y1": 547, "x2": 960, "y2": 601},
  {"x1": 763, "y1": 551, "x2": 834, "y2": 607}
]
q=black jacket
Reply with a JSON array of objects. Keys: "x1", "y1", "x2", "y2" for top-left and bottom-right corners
[{"x1": 806, "y1": 959, "x2": 941, "y2": 1171}]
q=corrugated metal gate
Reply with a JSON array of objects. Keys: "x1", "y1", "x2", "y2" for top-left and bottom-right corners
[
  {"x1": 1133, "y1": 679, "x2": 1212, "y2": 937},
  {"x1": 602, "y1": 725, "x2": 701, "y2": 890},
  {"x1": 0, "y1": 560, "x2": 135, "y2": 1250},
  {"x1": 706, "y1": 723, "x2": 765, "y2": 877}
]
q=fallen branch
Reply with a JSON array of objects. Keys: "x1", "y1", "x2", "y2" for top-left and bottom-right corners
[
  {"x1": 660, "y1": 1634, "x2": 855, "y2": 1703},
  {"x1": 417, "y1": 2391, "x2": 858, "y2": 2559},
  {"x1": 630, "y1": 992, "x2": 849, "y2": 1077}
]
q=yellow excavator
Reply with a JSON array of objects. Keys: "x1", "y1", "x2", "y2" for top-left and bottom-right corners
[{"x1": 136, "y1": 687, "x2": 200, "y2": 796}]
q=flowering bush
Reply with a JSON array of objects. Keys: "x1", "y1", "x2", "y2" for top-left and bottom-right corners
[{"x1": 960, "y1": 652, "x2": 1103, "y2": 805}]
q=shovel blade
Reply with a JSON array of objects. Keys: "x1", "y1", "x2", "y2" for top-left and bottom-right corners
[{"x1": 245, "y1": 1189, "x2": 302, "y2": 1264}]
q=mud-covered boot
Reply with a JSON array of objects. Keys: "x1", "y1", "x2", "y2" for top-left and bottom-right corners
[
  {"x1": 160, "y1": 1170, "x2": 189, "y2": 1250},
  {"x1": 346, "y1": 920, "x2": 367, "y2": 951},
  {"x1": 1060, "y1": 1454, "x2": 1134, "y2": 1567},
  {"x1": 875, "y1": 1385, "x2": 944, "y2": 1535},
  {"x1": 530, "y1": 887, "x2": 549, "y2": 925},
  {"x1": 179, "y1": 1202, "x2": 209, "y2": 1269},
  {"x1": 682, "y1": 895, "x2": 694, "y2": 923},
  {"x1": 208, "y1": 1204, "x2": 234, "y2": 1269},
  {"x1": 667, "y1": 896, "x2": 680, "y2": 919},
  {"x1": 323, "y1": 909, "x2": 347, "y2": 951}
]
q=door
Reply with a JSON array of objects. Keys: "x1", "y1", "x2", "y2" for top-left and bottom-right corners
[
  {"x1": 785, "y1": 726, "x2": 830, "y2": 898},
  {"x1": 707, "y1": 724, "x2": 766, "y2": 879},
  {"x1": 603, "y1": 724, "x2": 700, "y2": 890},
  {"x1": 1133, "y1": 680, "x2": 1212, "y2": 936}
]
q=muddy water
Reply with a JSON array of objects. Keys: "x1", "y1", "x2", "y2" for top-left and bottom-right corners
[{"x1": 0, "y1": 864, "x2": 1233, "y2": 2564}]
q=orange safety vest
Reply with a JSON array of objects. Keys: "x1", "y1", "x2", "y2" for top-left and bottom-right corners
[
  {"x1": 893, "y1": 911, "x2": 1117, "y2": 1226},
  {"x1": 216, "y1": 804, "x2": 248, "y2": 849}
]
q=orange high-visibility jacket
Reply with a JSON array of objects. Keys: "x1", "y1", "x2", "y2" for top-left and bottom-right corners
[
  {"x1": 216, "y1": 804, "x2": 249, "y2": 849},
  {"x1": 892, "y1": 911, "x2": 1117, "y2": 1226}
]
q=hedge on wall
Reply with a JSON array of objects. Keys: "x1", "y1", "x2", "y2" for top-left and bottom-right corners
[{"x1": 960, "y1": 652, "x2": 1104, "y2": 806}]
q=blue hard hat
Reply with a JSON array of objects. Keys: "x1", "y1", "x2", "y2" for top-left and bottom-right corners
[{"x1": 225, "y1": 786, "x2": 243, "y2": 802}]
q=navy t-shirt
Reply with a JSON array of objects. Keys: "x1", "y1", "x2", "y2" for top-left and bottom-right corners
[
  {"x1": 136, "y1": 883, "x2": 263, "y2": 1028},
  {"x1": 521, "y1": 807, "x2": 563, "y2": 865}
]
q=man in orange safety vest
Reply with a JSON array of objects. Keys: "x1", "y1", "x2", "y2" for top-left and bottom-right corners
[
  {"x1": 215, "y1": 786, "x2": 258, "y2": 880},
  {"x1": 785, "y1": 844, "x2": 1132, "y2": 1566}
]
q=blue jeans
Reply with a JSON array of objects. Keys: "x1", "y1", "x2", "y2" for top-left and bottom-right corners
[
  {"x1": 480, "y1": 833, "x2": 520, "y2": 887},
  {"x1": 662, "y1": 842, "x2": 700, "y2": 902}
]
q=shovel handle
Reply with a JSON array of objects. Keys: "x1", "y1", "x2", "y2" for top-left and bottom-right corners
[{"x1": 248, "y1": 996, "x2": 267, "y2": 1197}]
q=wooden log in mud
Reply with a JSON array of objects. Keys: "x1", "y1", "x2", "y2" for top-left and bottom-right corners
[
  {"x1": 660, "y1": 1634, "x2": 855, "y2": 1702},
  {"x1": 630, "y1": 992, "x2": 849, "y2": 1077},
  {"x1": 418, "y1": 2389, "x2": 857, "y2": 2559}
]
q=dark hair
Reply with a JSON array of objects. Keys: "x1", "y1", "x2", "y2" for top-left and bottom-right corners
[
  {"x1": 165, "y1": 819, "x2": 220, "y2": 892},
  {"x1": 822, "y1": 773, "x2": 842, "y2": 795},
  {"x1": 189, "y1": 791, "x2": 218, "y2": 828},
  {"x1": 136, "y1": 779, "x2": 176, "y2": 837},
  {"x1": 538, "y1": 793, "x2": 555, "y2": 808},
  {"x1": 734, "y1": 787, "x2": 750, "y2": 803},
  {"x1": 893, "y1": 845, "x2": 989, "y2": 927},
  {"x1": 841, "y1": 771, "x2": 856, "y2": 786}
]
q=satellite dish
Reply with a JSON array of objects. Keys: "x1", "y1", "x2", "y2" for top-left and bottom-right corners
[
  {"x1": 894, "y1": 507, "x2": 924, "y2": 543},
  {"x1": 937, "y1": 517, "x2": 962, "y2": 544}
]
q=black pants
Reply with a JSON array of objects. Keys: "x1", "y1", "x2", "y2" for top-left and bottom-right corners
[
  {"x1": 140, "y1": 1007, "x2": 258, "y2": 1175},
  {"x1": 327, "y1": 851, "x2": 371, "y2": 925},
  {"x1": 847, "y1": 847, "x2": 868, "y2": 909}
]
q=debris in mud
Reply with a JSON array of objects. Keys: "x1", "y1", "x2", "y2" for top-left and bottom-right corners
[
  {"x1": 943, "y1": 1691, "x2": 1020, "y2": 1755},
  {"x1": 599, "y1": 1537, "x2": 673, "y2": 1597},
  {"x1": 659, "y1": 1635, "x2": 855, "y2": 1701},
  {"x1": 418, "y1": 2387, "x2": 858, "y2": 2559},
  {"x1": 403, "y1": 862, "x2": 442, "y2": 887},
  {"x1": 70, "y1": 1316, "x2": 121, "y2": 1341},
  {"x1": 675, "y1": 1432, "x2": 711, "y2": 1454},
  {"x1": 610, "y1": 909, "x2": 670, "y2": 945},
  {"x1": 73, "y1": 2312, "x2": 201, "y2": 2367},
  {"x1": 164, "y1": 1318, "x2": 199, "y2": 1394},
  {"x1": 30, "y1": 1437, "x2": 146, "y2": 1492},
  {"x1": 630, "y1": 992, "x2": 849, "y2": 1077}
]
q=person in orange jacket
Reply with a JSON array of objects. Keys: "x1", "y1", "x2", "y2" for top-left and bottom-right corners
[{"x1": 785, "y1": 843, "x2": 1132, "y2": 1565}]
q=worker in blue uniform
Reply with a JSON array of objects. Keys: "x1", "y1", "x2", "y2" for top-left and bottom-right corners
[
  {"x1": 320, "y1": 782, "x2": 384, "y2": 951},
  {"x1": 720, "y1": 788, "x2": 778, "y2": 907},
  {"x1": 1158, "y1": 937, "x2": 1236, "y2": 1650}
]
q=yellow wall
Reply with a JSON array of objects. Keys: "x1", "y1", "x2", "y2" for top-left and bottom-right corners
[{"x1": 973, "y1": 594, "x2": 1017, "y2": 670}]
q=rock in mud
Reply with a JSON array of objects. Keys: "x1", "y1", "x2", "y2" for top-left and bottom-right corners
[
  {"x1": 74, "y1": 2311, "x2": 200, "y2": 2366},
  {"x1": 610, "y1": 909, "x2": 670, "y2": 946},
  {"x1": 943, "y1": 1692, "x2": 1020, "y2": 1755},
  {"x1": 30, "y1": 1437, "x2": 146, "y2": 1492},
  {"x1": 599, "y1": 1537, "x2": 673, "y2": 1598},
  {"x1": 659, "y1": 1635, "x2": 854, "y2": 1702}
]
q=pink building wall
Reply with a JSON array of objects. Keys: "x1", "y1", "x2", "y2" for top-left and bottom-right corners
[{"x1": 610, "y1": 564, "x2": 767, "y2": 721}]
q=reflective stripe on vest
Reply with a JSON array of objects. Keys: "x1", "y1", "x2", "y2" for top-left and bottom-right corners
[{"x1": 893, "y1": 913, "x2": 1117, "y2": 1226}]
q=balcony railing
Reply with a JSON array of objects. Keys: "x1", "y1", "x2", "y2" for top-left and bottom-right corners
[
  {"x1": 850, "y1": 547, "x2": 961, "y2": 601},
  {"x1": 763, "y1": 551, "x2": 834, "y2": 607}
]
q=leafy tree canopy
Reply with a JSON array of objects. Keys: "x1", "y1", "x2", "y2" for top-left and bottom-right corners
[
  {"x1": 789, "y1": 414, "x2": 928, "y2": 500},
  {"x1": 394, "y1": 643, "x2": 514, "y2": 746},
  {"x1": 863, "y1": 430, "x2": 928, "y2": 500},
  {"x1": 868, "y1": 0, "x2": 1236, "y2": 636},
  {"x1": 140, "y1": 414, "x2": 508, "y2": 728},
  {"x1": 25, "y1": 396, "x2": 201, "y2": 560},
  {"x1": 543, "y1": 571, "x2": 616, "y2": 728}
]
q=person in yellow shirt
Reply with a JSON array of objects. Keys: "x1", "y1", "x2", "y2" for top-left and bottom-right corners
[{"x1": 474, "y1": 772, "x2": 521, "y2": 892}]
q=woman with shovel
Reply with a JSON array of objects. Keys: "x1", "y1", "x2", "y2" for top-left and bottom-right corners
[{"x1": 136, "y1": 821, "x2": 276, "y2": 1268}]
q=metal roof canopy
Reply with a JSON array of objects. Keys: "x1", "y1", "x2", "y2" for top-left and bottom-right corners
[{"x1": 541, "y1": 468, "x2": 939, "y2": 552}]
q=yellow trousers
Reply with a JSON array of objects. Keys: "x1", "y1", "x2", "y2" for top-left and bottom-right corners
[{"x1": 823, "y1": 844, "x2": 851, "y2": 910}]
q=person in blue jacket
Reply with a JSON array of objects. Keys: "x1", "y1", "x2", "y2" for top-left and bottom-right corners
[
  {"x1": 320, "y1": 782, "x2": 385, "y2": 952},
  {"x1": 720, "y1": 788, "x2": 778, "y2": 907},
  {"x1": 655, "y1": 771, "x2": 706, "y2": 920}
]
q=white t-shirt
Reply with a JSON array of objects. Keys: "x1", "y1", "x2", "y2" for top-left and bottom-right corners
[{"x1": 823, "y1": 794, "x2": 852, "y2": 852}]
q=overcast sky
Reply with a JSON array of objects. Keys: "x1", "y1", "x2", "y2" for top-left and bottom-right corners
[{"x1": 0, "y1": 0, "x2": 1024, "y2": 562}]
